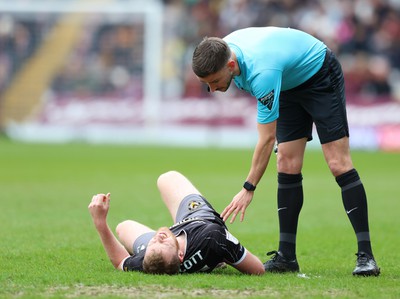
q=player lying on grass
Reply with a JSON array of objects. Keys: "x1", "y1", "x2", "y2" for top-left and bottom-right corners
[{"x1": 88, "y1": 170, "x2": 265, "y2": 275}]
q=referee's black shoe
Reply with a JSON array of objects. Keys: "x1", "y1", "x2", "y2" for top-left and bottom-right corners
[
  {"x1": 264, "y1": 250, "x2": 300, "y2": 273},
  {"x1": 352, "y1": 252, "x2": 380, "y2": 276}
]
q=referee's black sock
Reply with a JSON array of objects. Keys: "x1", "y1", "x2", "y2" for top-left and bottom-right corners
[
  {"x1": 336, "y1": 168, "x2": 373, "y2": 257},
  {"x1": 277, "y1": 172, "x2": 303, "y2": 260}
]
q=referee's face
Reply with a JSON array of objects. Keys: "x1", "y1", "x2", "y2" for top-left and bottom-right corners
[{"x1": 198, "y1": 65, "x2": 234, "y2": 93}]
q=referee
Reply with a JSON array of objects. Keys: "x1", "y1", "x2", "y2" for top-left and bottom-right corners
[{"x1": 192, "y1": 26, "x2": 380, "y2": 276}]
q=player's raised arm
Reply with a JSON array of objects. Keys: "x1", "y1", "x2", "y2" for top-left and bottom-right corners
[{"x1": 88, "y1": 193, "x2": 130, "y2": 269}]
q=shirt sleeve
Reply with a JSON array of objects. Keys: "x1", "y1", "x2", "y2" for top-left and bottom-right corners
[
  {"x1": 208, "y1": 224, "x2": 246, "y2": 265},
  {"x1": 251, "y1": 69, "x2": 282, "y2": 124},
  {"x1": 222, "y1": 228, "x2": 247, "y2": 265},
  {"x1": 121, "y1": 250, "x2": 145, "y2": 272}
]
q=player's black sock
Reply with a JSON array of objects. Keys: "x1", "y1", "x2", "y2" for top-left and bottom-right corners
[
  {"x1": 336, "y1": 168, "x2": 373, "y2": 256},
  {"x1": 277, "y1": 172, "x2": 303, "y2": 260}
]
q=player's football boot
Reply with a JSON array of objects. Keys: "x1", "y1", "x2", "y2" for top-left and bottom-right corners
[
  {"x1": 263, "y1": 250, "x2": 300, "y2": 273},
  {"x1": 352, "y1": 252, "x2": 380, "y2": 276}
]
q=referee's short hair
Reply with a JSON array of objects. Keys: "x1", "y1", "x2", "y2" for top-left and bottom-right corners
[{"x1": 192, "y1": 37, "x2": 231, "y2": 78}]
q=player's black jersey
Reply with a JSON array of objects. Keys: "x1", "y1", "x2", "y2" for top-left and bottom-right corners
[
  {"x1": 173, "y1": 218, "x2": 246, "y2": 273},
  {"x1": 122, "y1": 217, "x2": 246, "y2": 273}
]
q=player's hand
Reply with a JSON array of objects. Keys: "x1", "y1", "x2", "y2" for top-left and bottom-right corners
[
  {"x1": 220, "y1": 189, "x2": 254, "y2": 223},
  {"x1": 88, "y1": 193, "x2": 111, "y2": 226}
]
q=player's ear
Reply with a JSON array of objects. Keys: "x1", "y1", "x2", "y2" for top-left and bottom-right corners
[{"x1": 178, "y1": 250, "x2": 184, "y2": 262}]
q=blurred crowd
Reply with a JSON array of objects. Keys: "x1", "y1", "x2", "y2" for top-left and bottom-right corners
[
  {"x1": 0, "y1": 0, "x2": 400, "y2": 103},
  {"x1": 0, "y1": 12, "x2": 145, "y2": 99},
  {"x1": 51, "y1": 19, "x2": 145, "y2": 99},
  {"x1": 165, "y1": 0, "x2": 400, "y2": 102},
  {"x1": 0, "y1": 16, "x2": 44, "y2": 94}
]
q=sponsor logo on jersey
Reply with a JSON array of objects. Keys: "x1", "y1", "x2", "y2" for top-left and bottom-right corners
[{"x1": 258, "y1": 90, "x2": 274, "y2": 110}]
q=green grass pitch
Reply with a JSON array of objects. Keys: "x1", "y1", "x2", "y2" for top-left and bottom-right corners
[{"x1": 1, "y1": 136, "x2": 399, "y2": 298}]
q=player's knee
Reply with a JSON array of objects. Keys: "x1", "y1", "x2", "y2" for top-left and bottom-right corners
[
  {"x1": 116, "y1": 220, "x2": 131, "y2": 238},
  {"x1": 157, "y1": 170, "x2": 180, "y2": 187}
]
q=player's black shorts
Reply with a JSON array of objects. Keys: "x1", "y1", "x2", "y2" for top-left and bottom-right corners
[
  {"x1": 175, "y1": 194, "x2": 225, "y2": 227},
  {"x1": 277, "y1": 48, "x2": 349, "y2": 144}
]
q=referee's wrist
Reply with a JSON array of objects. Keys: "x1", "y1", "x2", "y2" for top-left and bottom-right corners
[{"x1": 243, "y1": 181, "x2": 256, "y2": 191}]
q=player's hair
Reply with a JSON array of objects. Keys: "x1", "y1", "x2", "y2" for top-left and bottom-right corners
[
  {"x1": 143, "y1": 249, "x2": 180, "y2": 275},
  {"x1": 192, "y1": 37, "x2": 231, "y2": 78}
]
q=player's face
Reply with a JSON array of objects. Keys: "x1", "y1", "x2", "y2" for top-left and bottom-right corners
[
  {"x1": 146, "y1": 227, "x2": 179, "y2": 259},
  {"x1": 199, "y1": 65, "x2": 234, "y2": 93}
]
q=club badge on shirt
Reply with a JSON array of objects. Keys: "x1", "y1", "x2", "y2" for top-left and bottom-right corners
[
  {"x1": 258, "y1": 90, "x2": 274, "y2": 110},
  {"x1": 188, "y1": 200, "x2": 202, "y2": 210}
]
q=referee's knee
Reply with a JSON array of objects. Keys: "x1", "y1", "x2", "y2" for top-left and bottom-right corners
[{"x1": 277, "y1": 155, "x2": 303, "y2": 173}]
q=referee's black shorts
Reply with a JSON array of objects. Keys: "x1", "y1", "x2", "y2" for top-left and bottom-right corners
[{"x1": 277, "y1": 48, "x2": 349, "y2": 144}]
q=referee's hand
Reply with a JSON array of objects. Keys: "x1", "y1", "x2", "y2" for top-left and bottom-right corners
[{"x1": 220, "y1": 189, "x2": 254, "y2": 223}]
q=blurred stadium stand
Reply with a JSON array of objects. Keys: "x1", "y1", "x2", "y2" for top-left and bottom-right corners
[{"x1": 0, "y1": 0, "x2": 399, "y2": 150}]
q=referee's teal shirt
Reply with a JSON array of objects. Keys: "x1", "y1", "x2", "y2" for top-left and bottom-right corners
[{"x1": 224, "y1": 27, "x2": 327, "y2": 124}]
